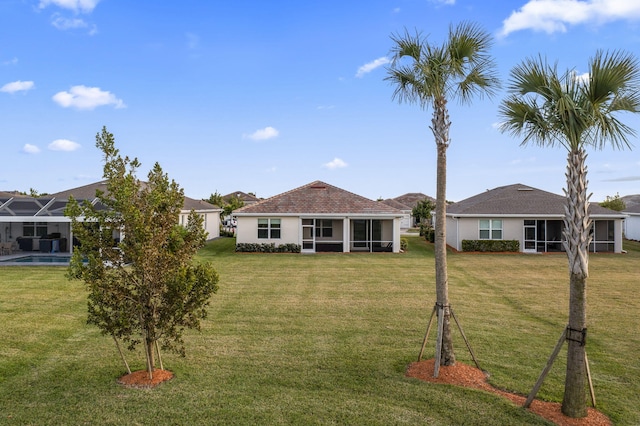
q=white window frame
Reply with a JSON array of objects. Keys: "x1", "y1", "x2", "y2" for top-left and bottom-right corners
[
  {"x1": 257, "y1": 218, "x2": 281, "y2": 239},
  {"x1": 479, "y1": 219, "x2": 503, "y2": 240}
]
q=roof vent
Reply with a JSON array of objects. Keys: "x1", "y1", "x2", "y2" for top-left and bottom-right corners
[
  {"x1": 310, "y1": 185, "x2": 327, "y2": 190},
  {"x1": 517, "y1": 187, "x2": 533, "y2": 191}
]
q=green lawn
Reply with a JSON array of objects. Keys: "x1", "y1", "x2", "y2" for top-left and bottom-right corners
[{"x1": 0, "y1": 236, "x2": 638, "y2": 425}]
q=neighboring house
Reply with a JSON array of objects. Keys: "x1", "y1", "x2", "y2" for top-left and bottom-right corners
[
  {"x1": 622, "y1": 202, "x2": 640, "y2": 241},
  {"x1": 0, "y1": 181, "x2": 221, "y2": 254},
  {"x1": 222, "y1": 191, "x2": 261, "y2": 206},
  {"x1": 234, "y1": 181, "x2": 404, "y2": 253},
  {"x1": 381, "y1": 198, "x2": 412, "y2": 229},
  {"x1": 446, "y1": 184, "x2": 626, "y2": 253},
  {"x1": 388, "y1": 193, "x2": 436, "y2": 228}
]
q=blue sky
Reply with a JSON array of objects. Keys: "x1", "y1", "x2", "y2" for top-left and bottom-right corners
[{"x1": 2, "y1": 0, "x2": 640, "y2": 203}]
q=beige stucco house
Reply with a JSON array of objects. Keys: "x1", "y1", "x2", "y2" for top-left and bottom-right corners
[
  {"x1": 446, "y1": 184, "x2": 626, "y2": 253},
  {"x1": 233, "y1": 181, "x2": 404, "y2": 253}
]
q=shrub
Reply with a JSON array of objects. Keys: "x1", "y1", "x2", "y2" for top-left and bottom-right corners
[
  {"x1": 424, "y1": 228, "x2": 435, "y2": 243},
  {"x1": 235, "y1": 243, "x2": 301, "y2": 253},
  {"x1": 400, "y1": 238, "x2": 408, "y2": 251},
  {"x1": 461, "y1": 239, "x2": 519, "y2": 252}
]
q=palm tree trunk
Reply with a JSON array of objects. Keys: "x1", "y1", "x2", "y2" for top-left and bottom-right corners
[
  {"x1": 432, "y1": 97, "x2": 455, "y2": 366},
  {"x1": 561, "y1": 148, "x2": 590, "y2": 418}
]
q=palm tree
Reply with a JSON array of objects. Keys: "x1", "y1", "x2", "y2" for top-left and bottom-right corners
[
  {"x1": 499, "y1": 50, "x2": 640, "y2": 418},
  {"x1": 385, "y1": 22, "x2": 499, "y2": 368}
]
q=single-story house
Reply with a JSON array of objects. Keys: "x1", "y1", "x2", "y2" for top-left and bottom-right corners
[
  {"x1": 381, "y1": 198, "x2": 413, "y2": 229},
  {"x1": 233, "y1": 181, "x2": 404, "y2": 253},
  {"x1": 446, "y1": 184, "x2": 627, "y2": 253},
  {"x1": 622, "y1": 203, "x2": 640, "y2": 241},
  {"x1": 222, "y1": 191, "x2": 261, "y2": 206},
  {"x1": 386, "y1": 193, "x2": 436, "y2": 228},
  {"x1": 0, "y1": 181, "x2": 221, "y2": 254}
]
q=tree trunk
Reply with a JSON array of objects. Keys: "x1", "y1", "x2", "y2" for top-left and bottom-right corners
[
  {"x1": 432, "y1": 97, "x2": 455, "y2": 366},
  {"x1": 561, "y1": 148, "x2": 590, "y2": 418}
]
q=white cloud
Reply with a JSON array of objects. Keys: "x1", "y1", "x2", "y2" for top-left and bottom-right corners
[
  {"x1": 323, "y1": 158, "x2": 348, "y2": 169},
  {"x1": 573, "y1": 71, "x2": 590, "y2": 84},
  {"x1": 52, "y1": 85, "x2": 126, "y2": 110},
  {"x1": 23, "y1": 144, "x2": 41, "y2": 154},
  {"x1": 500, "y1": 0, "x2": 640, "y2": 37},
  {"x1": 39, "y1": 0, "x2": 101, "y2": 13},
  {"x1": 50, "y1": 14, "x2": 98, "y2": 34},
  {"x1": 245, "y1": 126, "x2": 279, "y2": 141},
  {"x1": 1, "y1": 80, "x2": 35, "y2": 94},
  {"x1": 355, "y1": 57, "x2": 390, "y2": 78},
  {"x1": 2, "y1": 57, "x2": 18, "y2": 66},
  {"x1": 51, "y1": 15, "x2": 87, "y2": 30},
  {"x1": 48, "y1": 139, "x2": 81, "y2": 151}
]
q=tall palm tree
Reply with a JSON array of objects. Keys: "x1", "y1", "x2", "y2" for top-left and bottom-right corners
[
  {"x1": 385, "y1": 22, "x2": 499, "y2": 367},
  {"x1": 499, "y1": 50, "x2": 640, "y2": 418}
]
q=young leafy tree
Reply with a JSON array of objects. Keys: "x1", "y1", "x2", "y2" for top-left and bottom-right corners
[
  {"x1": 599, "y1": 193, "x2": 626, "y2": 211},
  {"x1": 386, "y1": 22, "x2": 499, "y2": 367},
  {"x1": 223, "y1": 194, "x2": 245, "y2": 217},
  {"x1": 66, "y1": 127, "x2": 219, "y2": 379},
  {"x1": 204, "y1": 191, "x2": 224, "y2": 208},
  {"x1": 499, "y1": 51, "x2": 640, "y2": 417},
  {"x1": 412, "y1": 198, "x2": 436, "y2": 226}
]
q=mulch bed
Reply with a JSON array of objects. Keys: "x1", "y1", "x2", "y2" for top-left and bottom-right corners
[
  {"x1": 117, "y1": 369, "x2": 174, "y2": 389},
  {"x1": 118, "y1": 363, "x2": 610, "y2": 424},
  {"x1": 406, "y1": 359, "x2": 611, "y2": 426}
]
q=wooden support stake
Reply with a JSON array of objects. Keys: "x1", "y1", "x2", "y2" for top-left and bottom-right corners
[
  {"x1": 155, "y1": 340, "x2": 164, "y2": 371},
  {"x1": 433, "y1": 305, "x2": 445, "y2": 378},
  {"x1": 450, "y1": 308, "x2": 481, "y2": 371},
  {"x1": 113, "y1": 335, "x2": 131, "y2": 374},
  {"x1": 524, "y1": 328, "x2": 567, "y2": 408},
  {"x1": 585, "y1": 351, "x2": 596, "y2": 408},
  {"x1": 417, "y1": 304, "x2": 437, "y2": 362}
]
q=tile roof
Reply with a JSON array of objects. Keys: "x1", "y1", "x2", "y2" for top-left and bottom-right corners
[
  {"x1": 382, "y1": 198, "x2": 411, "y2": 210},
  {"x1": 624, "y1": 203, "x2": 640, "y2": 214},
  {"x1": 222, "y1": 191, "x2": 260, "y2": 204},
  {"x1": 234, "y1": 181, "x2": 403, "y2": 215},
  {"x1": 393, "y1": 192, "x2": 435, "y2": 208},
  {"x1": 447, "y1": 183, "x2": 624, "y2": 217},
  {"x1": 47, "y1": 181, "x2": 219, "y2": 211}
]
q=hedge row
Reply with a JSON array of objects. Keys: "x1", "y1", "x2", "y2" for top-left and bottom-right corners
[
  {"x1": 461, "y1": 239, "x2": 520, "y2": 252},
  {"x1": 235, "y1": 243, "x2": 301, "y2": 253}
]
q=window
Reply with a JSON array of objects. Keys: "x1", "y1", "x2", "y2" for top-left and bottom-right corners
[
  {"x1": 315, "y1": 219, "x2": 333, "y2": 238},
  {"x1": 257, "y1": 218, "x2": 281, "y2": 239},
  {"x1": 23, "y1": 222, "x2": 48, "y2": 237},
  {"x1": 590, "y1": 220, "x2": 614, "y2": 252},
  {"x1": 479, "y1": 219, "x2": 502, "y2": 240}
]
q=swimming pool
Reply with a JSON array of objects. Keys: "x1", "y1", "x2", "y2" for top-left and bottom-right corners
[{"x1": 0, "y1": 255, "x2": 72, "y2": 265}]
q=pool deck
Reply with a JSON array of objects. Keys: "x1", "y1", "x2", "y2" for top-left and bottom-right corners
[{"x1": 0, "y1": 252, "x2": 72, "y2": 266}]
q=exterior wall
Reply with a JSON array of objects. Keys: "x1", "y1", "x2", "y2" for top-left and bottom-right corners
[
  {"x1": 503, "y1": 218, "x2": 524, "y2": 248},
  {"x1": 399, "y1": 212, "x2": 411, "y2": 229},
  {"x1": 447, "y1": 217, "x2": 536, "y2": 252},
  {"x1": 236, "y1": 215, "x2": 402, "y2": 253},
  {"x1": 447, "y1": 216, "x2": 625, "y2": 253},
  {"x1": 236, "y1": 216, "x2": 300, "y2": 245},
  {"x1": 446, "y1": 217, "x2": 479, "y2": 251},
  {"x1": 624, "y1": 214, "x2": 640, "y2": 241},
  {"x1": 179, "y1": 211, "x2": 221, "y2": 240}
]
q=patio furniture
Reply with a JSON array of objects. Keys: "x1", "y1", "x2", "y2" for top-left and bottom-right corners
[{"x1": 0, "y1": 242, "x2": 13, "y2": 255}]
